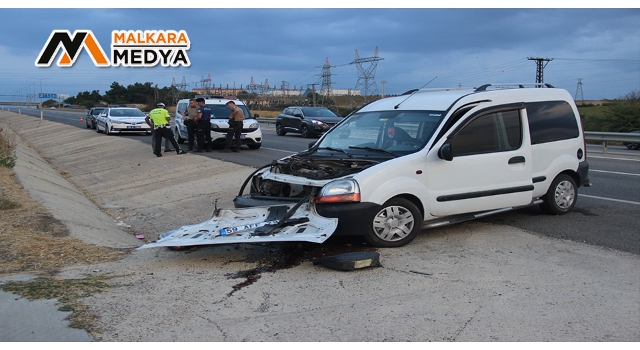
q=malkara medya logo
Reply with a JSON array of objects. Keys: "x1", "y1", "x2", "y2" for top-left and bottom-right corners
[{"x1": 36, "y1": 30, "x2": 190, "y2": 68}]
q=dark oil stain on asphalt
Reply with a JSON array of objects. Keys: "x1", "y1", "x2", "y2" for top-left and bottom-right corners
[{"x1": 224, "y1": 236, "x2": 376, "y2": 296}]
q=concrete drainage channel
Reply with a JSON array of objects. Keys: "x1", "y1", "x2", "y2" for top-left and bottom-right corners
[{"x1": 1, "y1": 112, "x2": 639, "y2": 341}]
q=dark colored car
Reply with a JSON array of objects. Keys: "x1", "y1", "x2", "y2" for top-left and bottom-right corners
[
  {"x1": 624, "y1": 131, "x2": 640, "y2": 150},
  {"x1": 85, "y1": 107, "x2": 105, "y2": 129},
  {"x1": 275, "y1": 107, "x2": 343, "y2": 138}
]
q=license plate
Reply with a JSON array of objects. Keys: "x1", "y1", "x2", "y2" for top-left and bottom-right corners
[
  {"x1": 225, "y1": 134, "x2": 246, "y2": 139},
  {"x1": 126, "y1": 126, "x2": 140, "y2": 129}
]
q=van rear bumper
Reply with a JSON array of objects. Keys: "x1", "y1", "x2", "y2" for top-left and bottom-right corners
[{"x1": 578, "y1": 160, "x2": 590, "y2": 187}]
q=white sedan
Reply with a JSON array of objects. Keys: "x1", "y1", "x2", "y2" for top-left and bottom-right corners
[{"x1": 96, "y1": 107, "x2": 152, "y2": 135}]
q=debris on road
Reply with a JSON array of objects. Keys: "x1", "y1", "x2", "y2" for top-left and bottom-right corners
[{"x1": 312, "y1": 252, "x2": 382, "y2": 271}]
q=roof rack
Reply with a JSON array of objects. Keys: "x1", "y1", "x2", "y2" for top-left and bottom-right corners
[
  {"x1": 474, "y1": 83, "x2": 554, "y2": 92},
  {"x1": 195, "y1": 94, "x2": 225, "y2": 99}
]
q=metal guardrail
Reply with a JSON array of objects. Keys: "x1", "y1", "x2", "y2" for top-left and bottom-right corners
[
  {"x1": 584, "y1": 131, "x2": 640, "y2": 153},
  {"x1": 256, "y1": 118, "x2": 276, "y2": 126}
]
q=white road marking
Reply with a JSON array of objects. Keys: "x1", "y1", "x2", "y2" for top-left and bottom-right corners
[
  {"x1": 579, "y1": 194, "x2": 640, "y2": 205},
  {"x1": 590, "y1": 169, "x2": 640, "y2": 177},
  {"x1": 589, "y1": 155, "x2": 640, "y2": 162},
  {"x1": 260, "y1": 147, "x2": 297, "y2": 154}
]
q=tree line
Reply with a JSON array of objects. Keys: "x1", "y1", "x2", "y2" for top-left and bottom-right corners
[
  {"x1": 63, "y1": 82, "x2": 195, "y2": 110},
  {"x1": 580, "y1": 91, "x2": 640, "y2": 133}
]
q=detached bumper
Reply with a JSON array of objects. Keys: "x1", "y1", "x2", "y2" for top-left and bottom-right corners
[{"x1": 138, "y1": 203, "x2": 338, "y2": 249}]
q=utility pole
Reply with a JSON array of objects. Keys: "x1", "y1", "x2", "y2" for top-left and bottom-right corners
[
  {"x1": 308, "y1": 83, "x2": 317, "y2": 107},
  {"x1": 381, "y1": 80, "x2": 387, "y2": 98},
  {"x1": 527, "y1": 57, "x2": 553, "y2": 85}
]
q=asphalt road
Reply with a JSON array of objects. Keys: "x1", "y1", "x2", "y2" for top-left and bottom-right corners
[{"x1": 6, "y1": 106, "x2": 640, "y2": 255}]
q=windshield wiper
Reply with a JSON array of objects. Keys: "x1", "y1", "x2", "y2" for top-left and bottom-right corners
[
  {"x1": 348, "y1": 146, "x2": 396, "y2": 156},
  {"x1": 317, "y1": 147, "x2": 352, "y2": 157}
]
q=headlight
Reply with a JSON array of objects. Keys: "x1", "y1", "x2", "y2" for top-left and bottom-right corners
[
  {"x1": 248, "y1": 122, "x2": 259, "y2": 129},
  {"x1": 210, "y1": 124, "x2": 219, "y2": 129},
  {"x1": 313, "y1": 178, "x2": 360, "y2": 203},
  {"x1": 311, "y1": 119, "x2": 325, "y2": 125}
]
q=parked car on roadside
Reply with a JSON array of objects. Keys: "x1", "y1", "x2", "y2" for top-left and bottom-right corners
[
  {"x1": 275, "y1": 107, "x2": 343, "y2": 138},
  {"x1": 174, "y1": 96, "x2": 262, "y2": 149},
  {"x1": 85, "y1": 107, "x2": 105, "y2": 129},
  {"x1": 624, "y1": 131, "x2": 640, "y2": 150},
  {"x1": 96, "y1": 107, "x2": 152, "y2": 135}
]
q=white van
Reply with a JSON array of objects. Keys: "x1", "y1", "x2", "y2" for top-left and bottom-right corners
[
  {"x1": 174, "y1": 95, "x2": 262, "y2": 149},
  {"x1": 141, "y1": 84, "x2": 591, "y2": 250}
]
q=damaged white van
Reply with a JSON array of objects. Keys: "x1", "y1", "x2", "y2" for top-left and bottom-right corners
[{"x1": 141, "y1": 84, "x2": 590, "y2": 250}]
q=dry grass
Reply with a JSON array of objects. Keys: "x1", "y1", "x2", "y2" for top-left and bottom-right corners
[
  {"x1": 0, "y1": 125, "x2": 16, "y2": 168},
  {"x1": 0, "y1": 165, "x2": 128, "y2": 275}
]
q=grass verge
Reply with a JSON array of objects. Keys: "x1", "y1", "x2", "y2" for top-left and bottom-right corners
[{"x1": 0, "y1": 275, "x2": 114, "y2": 333}]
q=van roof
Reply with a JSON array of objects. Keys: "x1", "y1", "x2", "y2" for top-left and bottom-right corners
[{"x1": 360, "y1": 84, "x2": 573, "y2": 113}]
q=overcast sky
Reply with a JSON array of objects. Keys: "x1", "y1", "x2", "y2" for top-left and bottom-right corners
[{"x1": 1, "y1": 5, "x2": 638, "y2": 102}]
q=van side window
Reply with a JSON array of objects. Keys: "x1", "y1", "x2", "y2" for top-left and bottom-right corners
[
  {"x1": 451, "y1": 110, "x2": 522, "y2": 157},
  {"x1": 526, "y1": 101, "x2": 579, "y2": 144}
]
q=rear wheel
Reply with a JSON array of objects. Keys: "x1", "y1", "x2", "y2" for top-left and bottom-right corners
[
  {"x1": 85, "y1": 120, "x2": 90, "y2": 128},
  {"x1": 105, "y1": 124, "x2": 111, "y2": 135},
  {"x1": 364, "y1": 198, "x2": 422, "y2": 248},
  {"x1": 276, "y1": 123, "x2": 286, "y2": 136},
  {"x1": 96, "y1": 123, "x2": 102, "y2": 133},
  {"x1": 539, "y1": 174, "x2": 577, "y2": 215},
  {"x1": 626, "y1": 143, "x2": 639, "y2": 150}
]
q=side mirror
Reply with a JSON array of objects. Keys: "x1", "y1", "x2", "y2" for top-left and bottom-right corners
[{"x1": 438, "y1": 143, "x2": 453, "y2": 161}]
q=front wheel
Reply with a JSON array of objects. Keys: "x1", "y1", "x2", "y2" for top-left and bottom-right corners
[
  {"x1": 364, "y1": 198, "x2": 422, "y2": 248},
  {"x1": 300, "y1": 125, "x2": 311, "y2": 138},
  {"x1": 276, "y1": 123, "x2": 286, "y2": 136},
  {"x1": 175, "y1": 128, "x2": 185, "y2": 143},
  {"x1": 539, "y1": 174, "x2": 577, "y2": 215}
]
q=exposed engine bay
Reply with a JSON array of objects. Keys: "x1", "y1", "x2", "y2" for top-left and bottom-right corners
[{"x1": 248, "y1": 156, "x2": 378, "y2": 200}]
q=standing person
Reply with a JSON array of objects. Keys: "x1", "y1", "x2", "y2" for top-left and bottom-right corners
[
  {"x1": 149, "y1": 104, "x2": 173, "y2": 153},
  {"x1": 145, "y1": 102, "x2": 186, "y2": 157},
  {"x1": 220, "y1": 101, "x2": 245, "y2": 153},
  {"x1": 182, "y1": 98, "x2": 198, "y2": 152},
  {"x1": 194, "y1": 98, "x2": 213, "y2": 152}
]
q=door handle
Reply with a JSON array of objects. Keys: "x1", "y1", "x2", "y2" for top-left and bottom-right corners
[{"x1": 508, "y1": 156, "x2": 525, "y2": 164}]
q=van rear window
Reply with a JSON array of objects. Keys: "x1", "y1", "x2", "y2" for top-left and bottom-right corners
[{"x1": 526, "y1": 101, "x2": 579, "y2": 144}]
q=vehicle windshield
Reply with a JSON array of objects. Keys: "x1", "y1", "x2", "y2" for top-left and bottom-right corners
[
  {"x1": 316, "y1": 110, "x2": 445, "y2": 156},
  {"x1": 109, "y1": 108, "x2": 145, "y2": 117},
  {"x1": 91, "y1": 108, "x2": 105, "y2": 115},
  {"x1": 207, "y1": 104, "x2": 253, "y2": 119},
  {"x1": 301, "y1": 108, "x2": 338, "y2": 117}
]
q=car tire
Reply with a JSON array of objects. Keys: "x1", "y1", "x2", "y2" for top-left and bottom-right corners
[
  {"x1": 364, "y1": 197, "x2": 422, "y2": 248},
  {"x1": 276, "y1": 123, "x2": 286, "y2": 136},
  {"x1": 539, "y1": 174, "x2": 577, "y2": 215},
  {"x1": 85, "y1": 120, "x2": 90, "y2": 129},
  {"x1": 175, "y1": 128, "x2": 185, "y2": 143},
  {"x1": 96, "y1": 123, "x2": 102, "y2": 133},
  {"x1": 105, "y1": 124, "x2": 111, "y2": 135},
  {"x1": 248, "y1": 143, "x2": 262, "y2": 149},
  {"x1": 301, "y1": 125, "x2": 311, "y2": 138},
  {"x1": 626, "y1": 143, "x2": 639, "y2": 150}
]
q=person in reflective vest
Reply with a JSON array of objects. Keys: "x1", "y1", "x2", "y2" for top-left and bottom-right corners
[{"x1": 145, "y1": 102, "x2": 186, "y2": 157}]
